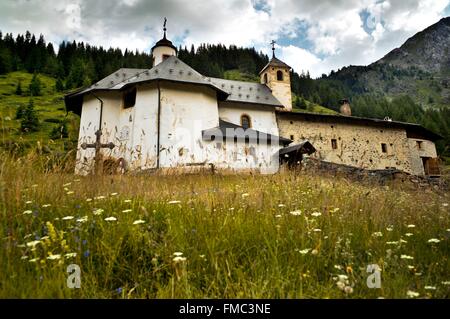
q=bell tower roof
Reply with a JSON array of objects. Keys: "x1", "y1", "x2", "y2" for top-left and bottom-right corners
[
  {"x1": 259, "y1": 56, "x2": 291, "y2": 75},
  {"x1": 151, "y1": 17, "x2": 177, "y2": 52}
]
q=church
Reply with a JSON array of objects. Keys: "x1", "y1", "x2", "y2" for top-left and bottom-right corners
[{"x1": 65, "y1": 22, "x2": 441, "y2": 177}]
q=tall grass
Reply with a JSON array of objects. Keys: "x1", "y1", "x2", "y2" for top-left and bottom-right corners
[{"x1": 0, "y1": 152, "x2": 448, "y2": 299}]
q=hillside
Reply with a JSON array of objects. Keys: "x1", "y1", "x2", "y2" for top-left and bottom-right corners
[
  {"x1": 325, "y1": 17, "x2": 450, "y2": 108},
  {"x1": 0, "y1": 72, "x2": 78, "y2": 155}
]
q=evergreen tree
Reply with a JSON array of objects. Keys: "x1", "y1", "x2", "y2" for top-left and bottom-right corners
[
  {"x1": 49, "y1": 120, "x2": 69, "y2": 139},
  {"x1": 29, "y1": 73, "x2": 42, "y2": 96},
  {"x1": 20, "y1": 99, "x2": 39, "y2": 132},
  {"x1": 55, "y1": 78, "x2": 65, "y2": 92},
  {"x1": 15, "y1": 81, "x2": 23, "y2": 95}
]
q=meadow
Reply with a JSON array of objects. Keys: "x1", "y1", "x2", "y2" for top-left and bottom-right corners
[{"x1": 0, "y1": 152, "x2": 449, "y2": 299}]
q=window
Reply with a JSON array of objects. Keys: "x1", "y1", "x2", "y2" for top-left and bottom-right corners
[
  {"x1": 162, "y1": 54, "x2": 171, "y2": 61},
  {"x1": 241, "y1": 114, "x2": 251, "y2": 129},
  {"x1": 331, "y1": 139, "x2": 337, "y2": 150},
  {"x1": 123, "y1": 87, "x2": 137, "y2": 108},
  {"x1": 263, "y1": 73, "x2": 268, "y2": 84},
  {"x1": 290, "y1": 135, "x2": 294, "y2": 141},
  {"x1": 381, "y1": 143, "x2": 387, "y2": 153},
  {"x1": 277, "y1": 70, "x2": 283, "y2": 81},
  {"x1": 417, "y1": 141, "x2": 423, "y2": 149}
]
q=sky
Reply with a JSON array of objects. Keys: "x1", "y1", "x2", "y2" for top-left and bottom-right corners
[{"x1": 0, "y1": 0, "x2": 449, "y2": 78}]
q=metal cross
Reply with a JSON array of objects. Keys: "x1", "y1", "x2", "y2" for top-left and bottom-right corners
[
  {"x1": 163, "y1": 17, "x2": 167, "y2": 37},
  {"x1": 270, "y1": 40, "x2": 276, "y2": 58},
  {"x1": 81, "y1": 130, "x2": 115, "y2": 174}
]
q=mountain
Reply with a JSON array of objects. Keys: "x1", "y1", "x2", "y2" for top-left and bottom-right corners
[{"x1": 324, "y1": 17, "x2": 450, "y2": 108}]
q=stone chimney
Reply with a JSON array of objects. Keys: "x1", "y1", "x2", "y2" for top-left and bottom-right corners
[{"x1": 339, "y1": 99, "x2": 351, "y2": 116}]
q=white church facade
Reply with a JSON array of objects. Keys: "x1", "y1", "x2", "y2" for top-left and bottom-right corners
[{"x1": 65, "y1": 24, "x2": 441, "y2": 177}]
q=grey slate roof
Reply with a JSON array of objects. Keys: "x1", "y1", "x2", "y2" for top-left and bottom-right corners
[
  {"x1": 259, "y1": 57, "x2": 291, "y2": 74},
  {"x1": 209, "y1": 77, "x2": 283, "y2": 108},
  {"x1": 202, "y1": 119, "x2": 292, "y2": 145},
  {"x1": 65, "y1": 56, "x2": 285, "y2": 114}
]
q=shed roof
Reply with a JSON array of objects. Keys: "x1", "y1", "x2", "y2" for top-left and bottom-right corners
[{"x1": 202, "y1": 119, "x2": 292, "y2": 145}]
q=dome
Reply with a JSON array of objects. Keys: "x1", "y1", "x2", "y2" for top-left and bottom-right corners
[{"x1": 151, "y1": 35, "x2": 177, "y2": 52}]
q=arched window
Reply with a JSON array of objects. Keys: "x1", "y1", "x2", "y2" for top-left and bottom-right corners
[
  {"x1": 241, "y1": 114, "x2": 251, "y2": 129},
  {"x1": 277, "y1": 70, "x2": 283, "y2": 81},
  {"x1": 263, "y1": 73, "x2": 268, "y2": 84}
]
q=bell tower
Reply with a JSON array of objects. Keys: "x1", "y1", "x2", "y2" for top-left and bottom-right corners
[
  {"x1": 259, "y1": 40, "x2": 292, "y2": 112},
  {"x1": 151, "y1": 18, "x2": 177, "y2": 66}
]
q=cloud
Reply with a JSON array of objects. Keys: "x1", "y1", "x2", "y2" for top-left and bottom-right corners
[{"x1": 0, "y1": 0, "x2": 448, "y2": 77}]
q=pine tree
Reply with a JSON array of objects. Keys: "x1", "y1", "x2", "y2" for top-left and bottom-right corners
[
  {"x1": 20, "y1": 99, "x2": 39, "y2": 132},
  {"x1": 55, "y1": 78, "x2": 65, "y2": 92},
  {"x1": 29, "y1": 73, "x2": 42, "y2": 96},
  {"x1": 49, "y1": 120, "x2": 69, "y2": 139},
  {"x1": 15, "y1": 81, "x2": 23, "y2": 95}
]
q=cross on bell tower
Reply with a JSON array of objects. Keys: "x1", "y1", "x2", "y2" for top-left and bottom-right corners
[{"x1": 270, "y1": 40, "x2": 276, "y2": 58}]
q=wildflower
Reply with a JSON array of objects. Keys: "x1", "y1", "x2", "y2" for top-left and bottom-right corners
[
  {"x1": 64, "y1": 253, "x2": 77, "y2": 259},
  {"x1": 441, "y1": 281, "x2": 450, "y2": 285},
  {"x1": 173, "y1": 252, "x2": 184, "y2": 257},
  {"x1": 334, "y1": 265, "x2": 343, "y2": 270},
  {"x1": 331, "y1": 208, "x2": 340, "y2": 213},
  {"x1": 407, "y1": 224, "x2": 416, "y2": 228},
  {"x1": 29, "y1": 258, "x2": 39, "y2": 263},
  {"x1": 424, "y1": 286, "x2": 436, "y2": 290},
  {"x1": 337, "y1": 275, "x2": 348, "y2": 282},
  {"x1": 21, "y1": 256, "x2": 29, "y2": 260},
  {"x1": 407, "y1": 265, "x2": 415, "y2": 270},
  {"x1": 66, "y1": 191, "x2": 74, "y2": 195},
  {"x1": 406, "y1": 290, "x2": 420, "y2": 298},
  {"x1": 241, "y1": 193, "x2": 249, "y2": 198},
  {"x1": 313, "y1": 228, "x2": 322, "y2": 232},
  {"x1": 111, "y1": 193, "x2": 118, "y2": 196},
  {"x1": 346, "y1": 266, "x2": 353, "y2": 274},
  {"x1": 173, "y1": 256, "x2": 187, "y2": 263},
  {"x1": 427, "y1": 238, "x2": 440, "y2": 243},
  {"x1": 311, "y1": 212, "x2": 321, "y2": 217},
  {"x1": 93, "y1": 208, "x2": 104, "y2": 215},
  {"x1": 23, "y1": 210, "x2": 33, "y2": 215},
  {"x1": 311, "y1": 249, "x2": 319, "y2": 255},
  {"x1": 104, "y1": 217, "x2": 117, "y2": 222},
  {"x1": 400, "y1": 239, "x2": 408, "y2": 244},
  {"x1": 336, "y1": 281, "x2": 346, "y2": 290},
  {"x1": 25, "y1": 201, "x2": 33, "y2": 204},
  {"x1": 133, "y1": 220, "x2": 146, "y2": 225},
  {"x1": 344, "y1": 286, "x2": 354, "y2": 294},
  {"x1": 95, "y1": 196, "x2": 106, "y2": 200},
  {"x1": 443, "y1": 203, "x2": 448, "y2": 207},
  {"x1": 405, "y1": 233, "x2": 414, "y2": 237},
  {"x1": 76, "y1": 216, "x2": 88, "y2": 223},
  {"x1": 124, "y1": 199, "x2": 132, "y2": 203},
  {"x1": 386, "y1": 241, "x2": 400, "y2": 245},
  {"x1": 26, "y1": 240, "x2": 41, "y2": 248},
  {"x1": 289, "y1": 210, "x2": 301, "y2": 216},
  {"x1": 168, "y1": 200, "x2": 181, "y2": 204},
  {"x1": 86, "y1": 198, "x2": 93, "y2": 202},
  {"x1": 275, "y1": 214, "x2": 282, "y2": 218},
  {"x1": 386, "y1": 226, "x2": 394, "y2": 232},
  {"x1": 62, "y1": 216, "x2": 74, "y2": 221},
  {"x1": 372, "y1": 232, "x2": 383, "y2": 237},
  {"x1": 278, "y1": 204, "x2": 285, "y2": 207},
  {"x1": 47, "y1": 254, "x2": 61, "y2": 260},
  {"x1": 400, "y1": 255, "x2": 414, "y2": 260},
  {"x1": 122, "y1": 209, "x2": 132, "y2": 213},
  {"x1": 84, "y1": 250, "x2": 90, "y2": 258},
  {"x1": 116, "y1": 287, "x2": 123, "y2": 294},
  {"x1": 299, "y1": 249, "x2": 310, "y2": 255},
  {"x1": 42, "y1": 204, "x2": 51, "y2": 208}
]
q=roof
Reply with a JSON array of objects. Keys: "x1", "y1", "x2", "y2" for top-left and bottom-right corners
[
  {"x1": 259, "y1": 57, "x2": 291, "y2": 75},
  {"x1": 278, "y1": 141, "x2": 316, "y2": 156},
  {"x1": 277, "y1": 111, "x2": 442, "y2": 141},
  {"x1": 202, "y1": 119, "x2": 292, "y2": 145},
  {"x1": 65, "y1": 56, "x2": 229, "y2": 115},
  {"x1": 151, "y1": 35, "x2": 177, "y2": 52},
  {"x1": 209, "y1": 77, "x2": 283, "y2": 108}
]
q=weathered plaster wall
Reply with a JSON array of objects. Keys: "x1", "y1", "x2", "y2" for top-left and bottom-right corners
[
  {"x1": 152, "y1": 46, "x2": 176, "y2": 66},
  {"x1": 407, "y1": 138, "x2": 438, "y2": 175},
  {"x1": 218, "y1": 102, "x2": 280, "y2": 136},
  {"x1": 278, "y1": 115, "x2": 415, "y2": 174}
]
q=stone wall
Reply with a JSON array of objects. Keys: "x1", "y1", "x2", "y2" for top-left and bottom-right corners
[{"x1": 277, "y1": 114, "x2": 416, "y2": 174}]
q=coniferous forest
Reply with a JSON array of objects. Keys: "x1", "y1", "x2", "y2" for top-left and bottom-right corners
[{"x1": 0, "y1": 31, "x2": 448, "y2": 157}]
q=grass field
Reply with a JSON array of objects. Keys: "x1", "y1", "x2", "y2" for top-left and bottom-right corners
[{"x1": 0, "y1": 152, "x2": 448, "y2": 299}]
